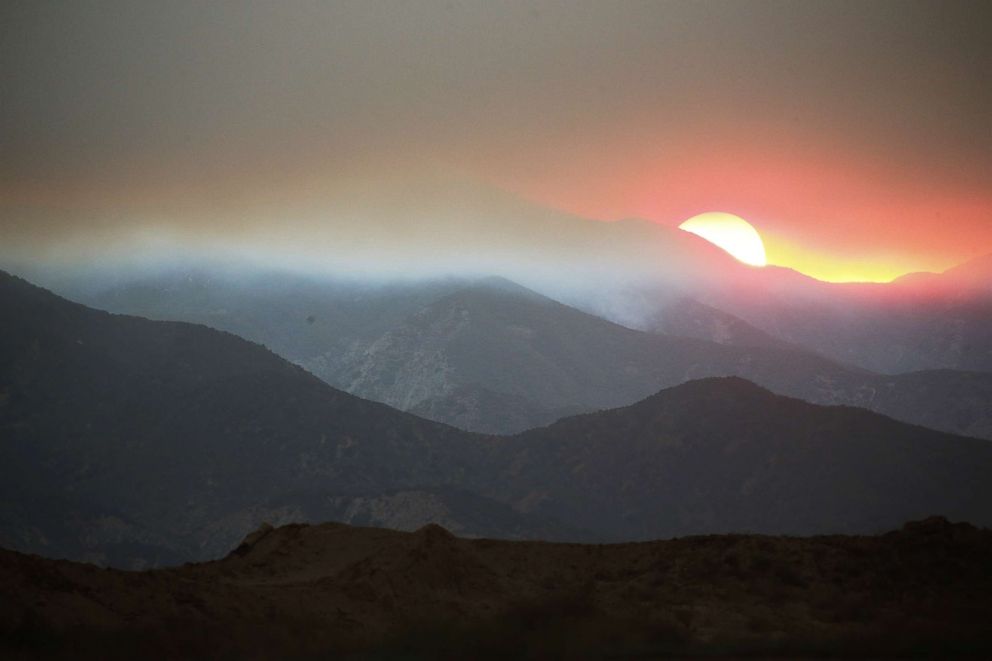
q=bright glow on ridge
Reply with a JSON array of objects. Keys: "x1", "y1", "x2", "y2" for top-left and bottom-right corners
[{"x1": 679, "y1": 212, "x2": 768, "y2": 267}]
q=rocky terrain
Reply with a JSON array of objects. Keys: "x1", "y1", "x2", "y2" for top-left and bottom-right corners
[{"x1": 2, "y1": 517, "x2": 991, "y2": 659}]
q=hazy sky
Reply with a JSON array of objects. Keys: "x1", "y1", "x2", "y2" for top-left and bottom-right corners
[{"x1": 2, "y1": 0, "x2": 990, "y2": 281}]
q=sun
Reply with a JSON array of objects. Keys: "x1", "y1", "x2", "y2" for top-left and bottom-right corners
[{"x1": 679, "y1": 212, "x2": 767, "y2": 267}]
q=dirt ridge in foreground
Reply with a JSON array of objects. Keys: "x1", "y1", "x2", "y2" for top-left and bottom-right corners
[{"x1": 2, "y1": 516, "x2": 991, "y2": 659}]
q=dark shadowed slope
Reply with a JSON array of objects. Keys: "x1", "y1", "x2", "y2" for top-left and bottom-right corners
[
  {"x1": 3, "y1": 517, "x2": 992, "y2": 659},
  {"x1": 71, "y1": 269, "x2": 992, "y2": 438},
  {"x1": 488, "y1": 377, "x2": 992, "y2": 540},
  {"x1": 4, "y1": 271, "x2": 992, "y2": 567},
  {"x1": 0, "y1": 271, "x2": 549, "y2": 565}
]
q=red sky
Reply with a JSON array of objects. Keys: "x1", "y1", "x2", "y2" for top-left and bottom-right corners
[
  {"x1": 484, "y1": 129, "x2": 992, "y2": 282},
  {"x1": 2, "y1": 1, "x2": 990, "y2": 283}
]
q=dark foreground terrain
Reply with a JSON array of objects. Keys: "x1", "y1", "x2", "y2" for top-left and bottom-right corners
[{"x1": 2, "y1": 517, "x2": 990, "y2": 659}]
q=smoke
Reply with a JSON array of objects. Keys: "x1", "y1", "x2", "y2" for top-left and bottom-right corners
[{"x1": 3, "y1": 1, "x2": 991, "y2": 269}]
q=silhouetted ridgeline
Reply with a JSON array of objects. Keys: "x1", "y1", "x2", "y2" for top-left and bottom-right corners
[
  {"x1": 2, "y1": 518, "x2": 991, "y2": 658},
  {"x1": 0, "y1": 270, "x2": 486, "y2": 565}
]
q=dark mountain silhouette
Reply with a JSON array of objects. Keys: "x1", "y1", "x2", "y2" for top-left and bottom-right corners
[
  {"x1": 4, "y1": 270, "x2": 992, "y2": 568},
  {"x1": 0, "y1": 270, "x2": 517, "y2": 565},
  {"x1": 3, "y1": 517, "x2": 992, "y2": 659},
  {"x1": 485, "y1": 377, "x2": 992, "y2": 540}
]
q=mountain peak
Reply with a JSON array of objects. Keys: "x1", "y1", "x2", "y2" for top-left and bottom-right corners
[
  {"x1": 414, "y1": 522, "x2": 457, "y2": 540},
  {"x1": 652, "y1": 375, "x2": 775, "y2": 400},
  {"x1": 468, "y1": 275, "x2": 544, "y2": 297}
]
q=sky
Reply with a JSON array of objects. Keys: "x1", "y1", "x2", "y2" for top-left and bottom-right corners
[{"x1": 2, "y1": 0, "x2": 990, "y2": 282}]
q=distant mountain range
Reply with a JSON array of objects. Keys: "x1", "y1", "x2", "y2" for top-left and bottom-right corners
[
  {"x1": 329, "y1": 278, "x2": 992, "y2": 438},
  {"x1": 3, "y1": 270, "x2": 992, "y2": 567},
  {"x1": 71, "y1": 269, "x2": 992, "y2": 438},
  {"x1": 30, "y1": 201, "x2": 988, "y2": 380},
  {"x1": 0, "y1": 270, "x2": 500, "y2": 566},
  {"x1": 692, "y1": 253, "x2": 992, "y2": 374}
]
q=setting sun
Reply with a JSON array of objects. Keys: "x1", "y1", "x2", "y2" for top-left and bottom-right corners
[{"x1": 679, "y1": 212, "x2": 768, "y2": 267}]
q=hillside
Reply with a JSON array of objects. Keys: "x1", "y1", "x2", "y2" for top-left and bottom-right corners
[
  {"x1": 69, "y1": 268, "x2": 992, "y2": 438},
  {"x1": 695, "y1": 254, "x2": 992, "y2": 374},
  {"x1": 74, "y1": 268, "x2": 466, "y2": 369},
  {"x1": 487, "y1": 377, "x2": 992, "y2": 539},
  {"x1": 644, "y1": 296, "x2": 788, "y2": 349},
  {"x1": 0, "y1": 270, "x2": 531, "y2": 565},
  {"x1": 331, "y1": 278, "x2": 992, "y2": 438},
  {"x1": 4, "y1": 271, "x2": 992, "y2": 567},
  {"x1": 2, "y1": 517, "x2": 991, "y2": 659}
]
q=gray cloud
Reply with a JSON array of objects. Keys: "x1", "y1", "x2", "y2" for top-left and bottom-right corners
[{"x1": 1, "y1": 1, "x2": 990, "y2": 270}]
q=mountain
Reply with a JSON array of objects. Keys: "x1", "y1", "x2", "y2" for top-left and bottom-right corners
[
  {"x1": 693, "y1": 254, "x2": 992, "y2": 374},
  {"x1": 894, "y1": 252, "x2": 992, "y2": 296},
  {"x1": 486, "y1": 377, "x2": 992, "y2": 540},
  {"x1": 642, "y1": 296, "x2": 788, "y2": 349},
  {"x1": 3, "y1": 517, "x2": 992, "y2": 659},
  {"x1": 69, "y1": 268, "x2": 992, "y2": 438},
  {"x1": 15, "y1": 179, "x2": 747, "y2": 305},
  {"x1": 301, "y1": 486, "x2": 592, "y2": 541},
  {"x1": 641, "y1": 299, "x2": 992, "y2": 440},
  {"x1": 72, "y1": 267, "x2": 468, "y2": 370},
  {"x1": 0, "y1": 270, "x2": 558, "y2": 566},
  {"x1": 25, "y1": 212, "x2": 992, "y2": 377},
  {"x1": 328, "y1": 278, "x2": 992, "y2": 438},
  {"x1": 4, "y1": 271, "x2": 992, "y2": 567}
]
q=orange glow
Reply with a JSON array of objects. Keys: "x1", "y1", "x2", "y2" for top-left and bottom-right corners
[
  {"x1": 761, "y1": 235, "x2": 933, "y2": 283},
  {"x1": 484, "y1": 126, "x2": 992, "y2": 283}
]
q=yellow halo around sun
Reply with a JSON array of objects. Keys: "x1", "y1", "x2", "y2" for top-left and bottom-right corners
[{"x1": 679, "y1": 212, "x2": 767, "y2": 267}]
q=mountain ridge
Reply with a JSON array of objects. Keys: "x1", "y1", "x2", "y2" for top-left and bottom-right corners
[
  {"x1": 51, "y1": 264, "x2": 992, "y2": 437},
  {"x1": 485, "y1": 376, "x2": 992, "y2": 539},
  {"x1": 4, "y1": 270, "x2": 992, "y2": 568},
  {"x1": 331, "y1": 277, "x2": 992, "y2": 438}
]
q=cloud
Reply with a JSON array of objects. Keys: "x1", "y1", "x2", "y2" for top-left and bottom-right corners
[{"x1": 1, "y1": 1, "x2": 990, "y2": 277}]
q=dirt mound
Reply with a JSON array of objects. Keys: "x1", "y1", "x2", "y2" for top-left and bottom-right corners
[
  {"x1": 230, "y1": 522, "x2": 276, "y2": 557},
  {"x1": 3, "y1": 518, "x2": 992, "y2": 659},
  {"x1": 896, "y1": 515, "x2": 978, "y2": 539}
]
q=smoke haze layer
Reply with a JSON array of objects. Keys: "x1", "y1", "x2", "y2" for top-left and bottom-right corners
[{"x1": 2, "y1": 1, "x2": 991, "y2": 280}]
